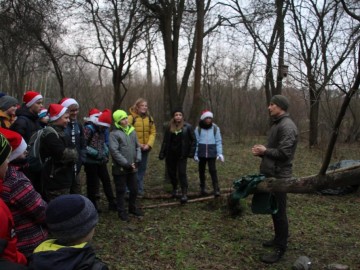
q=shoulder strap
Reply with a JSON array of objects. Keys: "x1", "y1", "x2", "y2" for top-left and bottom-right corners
[
  {"x1": 213, "y1": 124, "x2": 218, "y2": 135},
  {"x1": 198, "y1": 124, "x2": 217, "y2": 137},
  {"x1": 44, "y1": 126, "x2": 59, "y2": 138},
  {"x1": 132, "y1": 115, "x2": 138, "y2": 126}
]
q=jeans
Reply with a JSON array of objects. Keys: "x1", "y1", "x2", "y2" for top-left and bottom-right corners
[
  {"x1": 137, "y1": 150, "x2": 149, "y2": 194},
  {"x1": 113, "y1": 173, "x2": 138, "y2": 214}
]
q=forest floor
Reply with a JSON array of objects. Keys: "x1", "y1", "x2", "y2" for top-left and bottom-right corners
[{"x1": 89, "y1": 136, "x2": 360, "y2": 270}]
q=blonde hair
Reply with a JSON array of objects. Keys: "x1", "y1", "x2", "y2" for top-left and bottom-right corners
[{"x1": 131, "y1": 98, "x2": 149, "y2": 115}]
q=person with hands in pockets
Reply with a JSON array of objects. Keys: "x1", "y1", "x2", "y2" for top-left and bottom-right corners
[
  {"x1": 194, "y1": 110, "x2": 224, "y2": 197},
  {"x1": 109, "y1": 110, "x2": 142, "y2": 222}
]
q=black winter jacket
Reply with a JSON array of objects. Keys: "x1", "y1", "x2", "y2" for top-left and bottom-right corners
[
  {"x1": 11, "y1": 105, "x2": 42, "y2": 143},
  {"x1": 40, "y1": 124, "x2": 78, "y2": 191},
  {"x1": 159, "y1": 122, "x2": 196, "y2": 160},
  {"x1": 260, "y1": 113, "x2": 298, "y2": 178},
  {"x1": 30, "y1": 240, "x2": 108, "y2": 270}
]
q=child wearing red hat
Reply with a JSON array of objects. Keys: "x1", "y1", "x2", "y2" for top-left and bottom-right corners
[
  {"x1": 59, "y1": 97, "x2": 86, "y2": 195},
  {"x1": 39, "y1": 104, "x2": 78, "y2": 201},
  {"x1": 194, "y1": 110, "x2": 224, "y2": 197},
  {"x1": 10, "y1": 90, "x2": 43, "y2": 143},
  {"x1": 83, "y1": 110, "x2": 116, "y2": 212}
]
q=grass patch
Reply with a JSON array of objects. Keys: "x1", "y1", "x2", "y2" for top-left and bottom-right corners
[{"x1": 91, "y1": 138, "x2": 360, "y2": 269}]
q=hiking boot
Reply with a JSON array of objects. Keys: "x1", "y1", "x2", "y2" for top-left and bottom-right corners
[
  {"x1": 200, "y1": 188, "x2": 208, "y2": 196},
  {"x1": 180, "y1": 195, "x2": 188, "y2": 204},
  {"x1": 129, "y1": 208, "x2": 144, "y2": 217},
  {"x1": 118, "y1": 212, "x2": 129, "y2": 222},
  {"x1": 180, "y1": 188, "x2": 188, "y2": 204},
  {"x1": 260, "y1": 249, "x2": 284, "y2": 264},
  {"x1": 214, "y1": 190, "x2": 220, "y2": 197},
  {"x1": 171, "y1": 189, "x2": 178, "y2": 198},
  {"x1": 262, "y1": 239, "x2": 275, "y2": 248}
]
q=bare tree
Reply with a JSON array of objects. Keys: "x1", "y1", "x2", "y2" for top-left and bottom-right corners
[
  {"x1": 141, "y1": 0, "x2": 224, "y2": 120},
  {"x1": 288, "y1": 0, "x2": 360, "y2": 146},
  {"x1": 76, "y1": 0, "x2": 148, "y2": 111},
  {"x1": 221, "y1": 0, "x2": 289, "y2": 103},
  {"x1": 9, "y1": 0, "x2": 67, "y2": 97}
]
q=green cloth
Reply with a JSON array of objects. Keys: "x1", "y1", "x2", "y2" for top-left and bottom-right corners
[{"x1": 230, "y1": 174, "x2": 278, "y2": 215}]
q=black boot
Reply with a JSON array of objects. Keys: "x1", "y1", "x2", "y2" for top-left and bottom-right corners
[
  {"x1": 211, "y1": 172, "x2": 220, "y2": 197},
  {"x1": 118, "y1": 211, "x2": 129, "y2": 222},
  {"x1": 108, "y1": 201, "x2": 117, "y2": 211},
  {"x1": 260, "y1": 248, "x2": 285, "y2": 264},
  {"x1": 180, "y1": 188, "x2": 188, "y2": 204},
  {"x1": 200, "y1": 188, "x2": 208, "y2": 196},
  {"x1": 171, "y1": 189, "x2": 178, "y2": 198}
]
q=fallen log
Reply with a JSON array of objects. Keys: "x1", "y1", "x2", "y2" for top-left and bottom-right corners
[
  {"x1": 141, "y1": 194, "x2": 229, "y2": 209},
  {"x1": 142, "y1": 187, "x2": 234, "y2": 200},
  {"x1": 255, "y1": 164, "x2": 360, "y2": 193}
]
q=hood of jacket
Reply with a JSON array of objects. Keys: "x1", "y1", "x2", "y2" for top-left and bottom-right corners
[{"x1": 31, "y1": 239, "x2": 97, "y2": 270}]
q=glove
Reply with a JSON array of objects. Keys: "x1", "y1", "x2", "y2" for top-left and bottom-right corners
[
  {"x1": 194, "y1": 156, "x2": 199, "y2": 162},
  {"x1": 217, "y1": 154, "x2": 224, "y2": 162}
]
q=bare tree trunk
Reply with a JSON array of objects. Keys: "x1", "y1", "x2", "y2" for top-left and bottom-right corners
[
  {"x1": 189, "y1": 0, "x2": 205, "y2": 125},
  {"x1": 309, "y1": 86, "x2": 320, "y2": 147},
  {"x1": 319, "y1": 45, "x2": 360, "y2": 175}
]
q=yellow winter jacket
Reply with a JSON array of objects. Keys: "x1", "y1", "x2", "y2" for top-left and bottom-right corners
[{"x1": 128, "y1": 107, "x2": 156, "y2": 149}]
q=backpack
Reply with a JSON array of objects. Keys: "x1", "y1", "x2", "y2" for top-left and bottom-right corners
[
  {"x1": 27, "y1": 126, "x2": 59, "y2": 172},
  {"x1": 196, "y1": 124, "x2": 218, "y2": 137}
]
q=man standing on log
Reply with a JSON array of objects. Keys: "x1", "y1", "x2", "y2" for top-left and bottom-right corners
[{"x1": 252, "y1": 95, "x2": 298, "y2": 264}]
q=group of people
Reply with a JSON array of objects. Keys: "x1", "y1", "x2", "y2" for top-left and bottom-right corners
[{"x1": 0, "y1": 89, "x2": 297, "y2": 267}]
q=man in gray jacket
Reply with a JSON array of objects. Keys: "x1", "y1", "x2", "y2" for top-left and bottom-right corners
[{"x1": 252, "y1": 95, "x2": 298, "y2": 264}]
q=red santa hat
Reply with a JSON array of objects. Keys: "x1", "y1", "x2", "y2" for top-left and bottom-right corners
[
  {"x1": 48, "y1": 103, "x2": 68, "y2": 122},
  {"x1": 200, "y1": 110, "x2": 213, "y2": 120},
  {"x1": 0, "y1": 128, "x2": 27, "y2": 162},
  {"x1": 23, "y1": 90, "x2": 43, "y2": 107},
  {"x1": 59, "y1": 97, "x2": 79, "y2": 108},
  {"x1": 84, "y1": 108, "x2": 101, "y2": 124},
  {"x1": 97, "y1": 110, "x2": 112, "y2": 127}
]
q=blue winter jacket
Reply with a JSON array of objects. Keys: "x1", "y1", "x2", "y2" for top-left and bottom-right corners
[{"x1": 195, "y1": 123, "x2": 223, "y2": 158}]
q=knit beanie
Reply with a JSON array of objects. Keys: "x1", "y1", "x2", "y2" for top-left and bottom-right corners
[
  {"x1": 200, "y1": 110, "x2": 213, "y2": 120},
  {"x1": 0, "y1": 96, "x2": 18, "y2": 111},
  {"x1": 38, "y1": 109, "x2": 48, "y2": 119},
  {"x1": 270, "y1": 95, "x2": 289, "y2": 111},
  {"x1": 113, "y1": 110, "x2": 128, "y2": 128},
  {"x1": 46, "y1": 194, "x2": 98, "y2": 244},
  {"x1": 0, "y1": 133, "x2": 11, "y2": 166},
  {"x1": 172, "y1": 107, "x2": 184, "y2": 117}
]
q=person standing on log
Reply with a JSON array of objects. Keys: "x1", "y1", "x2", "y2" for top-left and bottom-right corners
[{"x1": 251, "y1": 95, "x2": 298, "y2": 264}]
